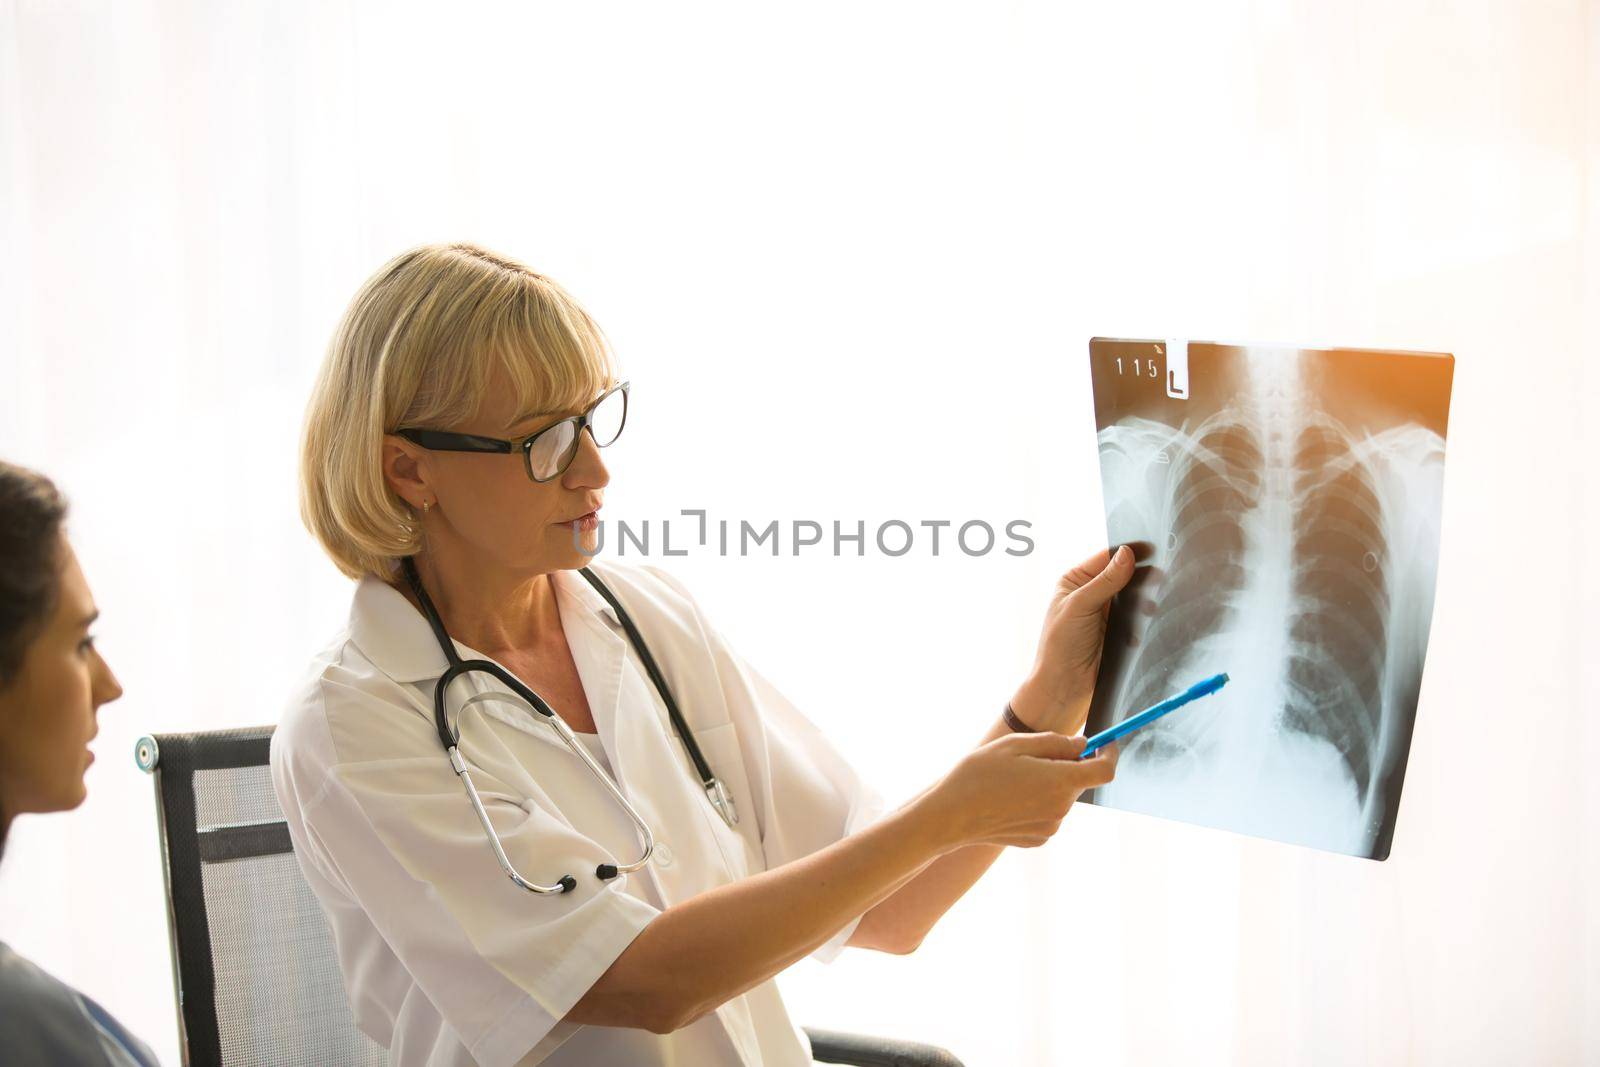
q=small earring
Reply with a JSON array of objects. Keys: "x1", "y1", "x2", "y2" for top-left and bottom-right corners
[{"x1": 421, "y1": 499, "x2": 432, "y2": 513}]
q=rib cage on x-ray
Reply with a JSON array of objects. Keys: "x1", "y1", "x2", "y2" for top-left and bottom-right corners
[{"x1": 1084, "y1": 341, "x2": 1451, "y2": 860}]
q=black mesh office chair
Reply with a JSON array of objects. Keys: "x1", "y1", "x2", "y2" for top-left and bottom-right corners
[{"x1": 136, "y1": 727, "x2": 963, "y2": 1067}]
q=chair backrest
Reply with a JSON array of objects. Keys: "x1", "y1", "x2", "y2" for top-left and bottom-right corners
[{"x1": 137, "y1": 726, "x2": 386, "y2": 1067}]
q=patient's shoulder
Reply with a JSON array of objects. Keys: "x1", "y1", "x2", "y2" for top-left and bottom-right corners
[{"x1": 0, "y1": 943, "x2": 159, "y2": 1066}]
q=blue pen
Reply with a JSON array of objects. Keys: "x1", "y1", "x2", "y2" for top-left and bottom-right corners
[{"x1": 1079, "y1": 672, "x2": 1230, "y2": 758}]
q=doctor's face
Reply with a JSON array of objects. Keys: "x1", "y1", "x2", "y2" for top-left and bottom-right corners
[
  {"x1": 386, "y1": 366, "x2": 612, "y2": 577},
  {"x1": 0, "y1": 534, "x2": 124, "y2": 818}
]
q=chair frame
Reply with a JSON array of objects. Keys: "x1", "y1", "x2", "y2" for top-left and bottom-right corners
[{"x1": 137, "y1": 727, "x2": 285, "y2": 1065}]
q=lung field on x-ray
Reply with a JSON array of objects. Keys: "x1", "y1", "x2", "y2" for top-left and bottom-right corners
[{"x1": 1083, "y1": 342, "x2": 1451, "y2": 860}]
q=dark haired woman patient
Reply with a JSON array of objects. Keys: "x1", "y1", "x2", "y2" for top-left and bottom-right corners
[{"x1": 0, "y1": 461, "x2": 158, "y2": 1067}]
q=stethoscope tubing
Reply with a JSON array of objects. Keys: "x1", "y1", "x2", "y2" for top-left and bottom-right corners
[{"x1": 401, "y1": 555, "x2": 735, "y2": 895}]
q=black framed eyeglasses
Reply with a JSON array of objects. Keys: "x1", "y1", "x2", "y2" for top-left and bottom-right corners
[{"x1": 396, "y1": 380, "x2": 629, "y2": 483}]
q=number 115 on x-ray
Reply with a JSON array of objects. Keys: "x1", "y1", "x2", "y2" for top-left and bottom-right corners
[{"x1": 1108, "y1": 339, "x2": 1190, "y2": 399}]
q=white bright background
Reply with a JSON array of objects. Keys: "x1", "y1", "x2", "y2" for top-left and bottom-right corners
[{"x1": 2, "y1": 2, "x2": 1597, "y2": 1065}]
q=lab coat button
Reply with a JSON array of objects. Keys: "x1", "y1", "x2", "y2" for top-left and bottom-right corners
[{"x1": 654, "y1": 842, "x2": 674, "y2": 867}]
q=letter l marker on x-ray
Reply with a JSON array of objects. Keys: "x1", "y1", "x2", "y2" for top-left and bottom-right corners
[{"x1": 1165, "y1": 338, "x2": 1190, "y2": 399}]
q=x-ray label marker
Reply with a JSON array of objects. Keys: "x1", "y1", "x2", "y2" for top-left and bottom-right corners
[{"x1": 1165, "y1": 338, "x2": 1190, "y2": 399}]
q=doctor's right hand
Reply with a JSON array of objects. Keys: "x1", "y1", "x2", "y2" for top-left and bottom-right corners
[{"x1": 926, "y1": 732, "x2": 1119, "y2": 849}]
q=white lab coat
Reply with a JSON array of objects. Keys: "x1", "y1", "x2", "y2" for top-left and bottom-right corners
[{"x1": 269, "y1": 558, "x2": 888, "y2": 1067}]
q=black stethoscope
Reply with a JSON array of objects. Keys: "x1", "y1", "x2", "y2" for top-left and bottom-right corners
[{"x1": 401, "y1": 554, "x2": 739, "y2": 895}]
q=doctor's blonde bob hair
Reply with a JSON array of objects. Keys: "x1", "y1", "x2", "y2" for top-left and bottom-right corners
[{"x1": 300, "y1": 242, "x2": 620, "y2": 581}]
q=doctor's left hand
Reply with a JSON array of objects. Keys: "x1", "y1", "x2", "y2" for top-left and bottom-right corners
[{"x1": 1009, "y1": 544, "x2": 1135, "y2": 735}]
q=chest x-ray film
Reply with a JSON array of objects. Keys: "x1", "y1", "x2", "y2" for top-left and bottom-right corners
[{"x1": 1081, "y1": 338, "x2": 1453, "y2": 860}]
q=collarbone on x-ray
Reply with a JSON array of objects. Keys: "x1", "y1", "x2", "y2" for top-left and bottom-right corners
[{"x1": 1083, "y1": 339, "x2": 1453, "y2": 861}]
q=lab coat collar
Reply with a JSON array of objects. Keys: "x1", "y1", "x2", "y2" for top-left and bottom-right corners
[{"x1": 347, "y1": 563, "x2": 623, "y2": 685}]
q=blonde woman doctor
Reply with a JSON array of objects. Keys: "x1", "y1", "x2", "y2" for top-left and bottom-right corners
[{"x1": 271, "y1": 243, "x2": 1130, "y2": 1067}]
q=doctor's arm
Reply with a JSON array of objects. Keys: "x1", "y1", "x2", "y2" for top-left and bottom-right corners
[
  {"x1": 845, "y1": 547, "x2": 1137, "y2": 953},
  {"x1": 566, "y1": 788, "x2": 956, "y2": 1033},
  {"x1": 568, "y1": 723, "x2": 1111, "y2": 1035},
  {"x1": 843, "y1": 689, "x2": 1047, "y2": 955},
  {"x1": 573, "y1": 554, "x2": 1124, "y2": 1033}
]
